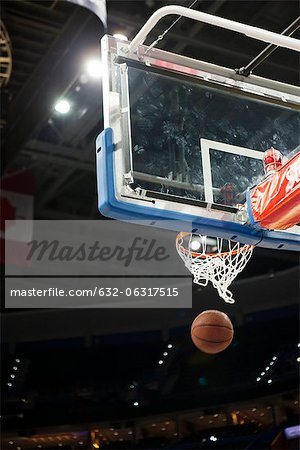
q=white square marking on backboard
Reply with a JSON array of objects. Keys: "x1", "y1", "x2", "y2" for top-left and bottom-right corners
[{"x1": 200, "y1": 139, "x2": 264, "y2": 204}]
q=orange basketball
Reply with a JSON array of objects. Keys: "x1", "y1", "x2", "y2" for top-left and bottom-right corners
[{"x1": 191, "y1": 310, "x2": 234, "y2": 354}]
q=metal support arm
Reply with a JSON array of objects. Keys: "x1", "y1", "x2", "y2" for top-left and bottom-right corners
[{"x1": 128, "y1": 5, "x2": 300, "y2": 54}]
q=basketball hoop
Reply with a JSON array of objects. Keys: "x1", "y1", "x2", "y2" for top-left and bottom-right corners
[{"x1": 176, "y1": 232, "x2": 254, "y2": 303}]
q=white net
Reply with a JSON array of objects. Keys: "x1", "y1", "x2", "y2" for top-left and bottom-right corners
[{"x1": 176, "y1": 232, "x2": 254, "y2": 303}]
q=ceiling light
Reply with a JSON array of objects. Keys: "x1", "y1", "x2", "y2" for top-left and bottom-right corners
[
  {"x1": 298, "y1": 343, "x2": 300, "y2": 348},
  {"x1": 15, "y1": 359, "x2": 20, "y2": 363},
  {"x1": 113, "y1": 33, "x2": 128, "y2": 41},
  {"x1": 163, "y1": 352, "x2": 168, "y2": 356},
  {"x1": 270, "y1": 361, "x2": 274, "y2": 365},
  {"x1": 7, "y1": 382, "x2": 12, "y2": 387},
  {"x1": 265, "y1": 366, "x2": 270, "y2": 371},
  {"x1": 252, "y1": 408, "x2": 257, "y2": 412},
  {"x1": 190, "y1": 239, "x2": 201, "y2": 251},
  {"x1": 297, "y1": 357, "x2": 300, "y2": 363},
  {"x1": 158, "y1": 360, "x2": 163, "y2": 365},
  {"x1": 272, "y1": 356, "x2": 277, "y2": 361},
  {"x1": 79, "y1": 73, "x2": 88, "y2": 84},
  {"x1": 85, "y1": 59, "x2": 102, "y2": 79},
  {"x1": 133, "y1": 401, "x2": 139, "y2": 407},
  {"x1": 10, "y1": 374, "x2": 15, "y2": 379},
  {"x1": 261, "y1": 372, "x2": 265, "y2": 376},
  {"x1": 267, "y1": 379, "x2": 272, "y2": 384},
  {"x1": 167, "y1": 344, "x2": 172, "y2": 349},
  {"x1": 54, "y1": 99, "x2": 70, "y2": 114},
  {"x1": 256, "y1": 377, "x2": 261, "y2": 382},
  {"x1": 13, "y1": 366, "x2": 18, "y2": 370}
]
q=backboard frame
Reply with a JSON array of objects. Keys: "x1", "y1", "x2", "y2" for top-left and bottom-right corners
[{"x1": 97, "y1": 35, "x2": 300, "y2": 251}]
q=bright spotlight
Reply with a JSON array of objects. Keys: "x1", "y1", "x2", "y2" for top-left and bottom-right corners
[
  {"x1": 163, "y1": 352, "x2": 168, "y2": 356},
  {"x1": 190, "y1": 239, "x2": 201, "y2": 251},
  {"x1": 209, "y1": 436, "x2": 217, "y2": 442},
  {"x1": 256, "y1": 377, "x2": 261, "y2": 382},
  {"x1": 158, "y1": 360, "x2": 163, "y2": 365},
  {"x1": 133, "y1": 401, "x2": 139, "y2": 407},
  {"x1": 267, "y1": 379, "x2": 272, "y2": 384},
  {"x1": 113, "y1": 33, "x2": 128, "y2": 41},
  {"x1": 272, "y1": 356, "x2": 277, "y2": 361},
  {"x1": 85, "y1": 59, "x2": 102, "y2": 79},
  {"x1": 54, "y1": 99, "x2": 70, "y2": 114},
  {"x1": 297, "y1": 357, "x2": 300, "y2": 363},
  {"x1": 167, "y1": 344, "x2": 172, "y2": 349}
]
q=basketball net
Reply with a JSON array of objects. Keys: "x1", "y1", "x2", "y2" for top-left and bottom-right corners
[{"x1": 176, "y1": 232, "x2": 254, "y2": 303}]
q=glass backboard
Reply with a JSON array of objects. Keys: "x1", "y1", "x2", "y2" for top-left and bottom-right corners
[{"x1": 96, "y1": 35, "x2": 300, "y2": 250}]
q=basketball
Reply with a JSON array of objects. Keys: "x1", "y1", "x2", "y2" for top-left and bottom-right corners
[{"x1": 191, "y1": 310, "x2": 234, "y2": 354}]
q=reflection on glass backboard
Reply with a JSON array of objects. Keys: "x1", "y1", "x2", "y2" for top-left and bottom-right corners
[{"x1": 128, "y1": 65, "x2": 298, "y2": 207}]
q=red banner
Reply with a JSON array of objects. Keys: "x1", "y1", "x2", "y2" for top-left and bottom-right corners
[
  {"x1": 0, "y1": 171, "x2": 35, "y2": 265},
  {"x1": 248, "y1": 152, "x2": 300, "y2": 230}
]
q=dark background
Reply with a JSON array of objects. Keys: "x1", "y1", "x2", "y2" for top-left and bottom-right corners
[{"x1": 1, "y1": 1, "x2": 299, "y2": 449}]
